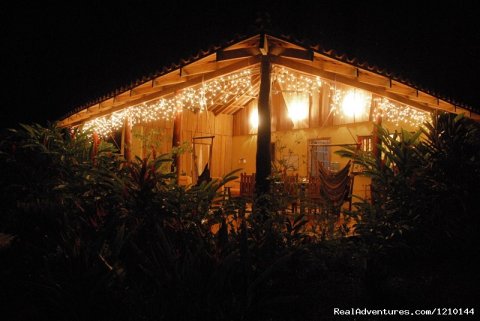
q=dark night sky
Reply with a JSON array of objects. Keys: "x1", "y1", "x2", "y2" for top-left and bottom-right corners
[{"x1": 1, "y1": 1, "x2": 480, "y2": 129}]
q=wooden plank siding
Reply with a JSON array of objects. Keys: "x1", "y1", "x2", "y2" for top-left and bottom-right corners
[
  {"x1": 131, "y1": 118, "x2": 174, "y2": 159},
  {"x1": 177, "y1": 110, "x2": 233, "y2": 179},
  {"x1": 233, "y1": 81, "x2": 366, "y2": 136},
  {"x1": 127, "y1": 111, "x2": 233, "y2": 180}
]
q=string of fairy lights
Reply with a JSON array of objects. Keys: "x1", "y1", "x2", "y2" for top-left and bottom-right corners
[
  {"x1": 273, "y1": 66, "x2": 323, "y2": 93},
  {"x1": 82, "y1": 66, "x2": 432, "y2": 137},
  {"x1": 83, "y1": 69, "x2": 255, "y2": 137},
  {"x1": 373, "y1": 97, "x2": 432, "y2": 127}
]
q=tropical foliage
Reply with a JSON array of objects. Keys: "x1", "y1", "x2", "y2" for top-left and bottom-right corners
[
  {"x1": 337, "y1": 112, "x2": 480, "y2": 306},
  {"x1": 1, "y1": 113, "x2": 479, "y2": 320}
]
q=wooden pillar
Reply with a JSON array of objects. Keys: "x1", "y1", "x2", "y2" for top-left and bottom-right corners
[
  {"x1": 371, "y1": 115, "x2": 382, "y2": 206},
  {"x1": 124, "y1": 118, "x2": 132, "y2": 162},
  {"x1": 91, "y1": 132, "x2": 100, "y2": 164},
  {"x1": 171, "y1": 112, "x2": 182, "y2": 177},
  {"x1": 372, "y1": 115, "x2": 382, "y2": 162},
  {"x1": 255, "y1": 55, "x2": 272, "y2": 196}
]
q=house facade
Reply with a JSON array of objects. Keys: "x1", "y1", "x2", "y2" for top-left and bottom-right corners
[{"x1": 59, "y1": 33, "x2": 479, "y2": 203}]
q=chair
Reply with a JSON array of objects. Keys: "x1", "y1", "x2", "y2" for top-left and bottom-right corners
[
  {"x1": 240, "y1": 173, "x2": 255, "y2": 200},
  {"x1": 282, "y1": 173, "x2": 299, "y2": 213},
  {"x1": 305, "y1": 176, "x2": 322, "y2": 213}
]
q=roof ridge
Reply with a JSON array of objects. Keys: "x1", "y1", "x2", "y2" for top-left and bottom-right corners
[
  {"x1": 61, "y1": 32, "x2": 257, "y2": 120},
  {"x1": 62, "y1": 30, "x2": 476, "y2": 121}
]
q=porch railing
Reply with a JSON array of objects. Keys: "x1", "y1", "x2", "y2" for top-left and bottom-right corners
[
  {"x1": 239, "y1": 173, "x2": 255, "y2": 199},
  {"x1": 238, "y1": 165, "x2": 353, "y2": 214}
]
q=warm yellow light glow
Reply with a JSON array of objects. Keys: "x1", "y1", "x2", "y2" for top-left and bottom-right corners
[
  {"x1": 341, "y1": 90, "x2": 369, "y2": 117},
  {"x1": 81, "y1": 64, "x2": 432, "y2": 137},
  {"x1": 287, "y1": 94, "x2": 309, "y2": 121},
  {"x1": 373, "y1": 97, "x2": 432, "y2": 127},
  {"x1": 249, "y1": 108, "x2": 259, "y2": 128},
  {"x1": 83, "y1": 69, "x2": 254, "y2": 137},
  {"x1": 274, "y1": 67, "x2": 322, "y2": 94}
]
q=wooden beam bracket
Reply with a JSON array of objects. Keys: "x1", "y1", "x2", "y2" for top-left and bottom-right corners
[
  {"x1": 278, "y1": 48, "x2": 314, "y2": 61},
  {"x1": 216, "y1": 48, "x2": 258, "y2": 61},
  {"x1": 259, "y1": 34, "x2": 269, "y2": 55}
]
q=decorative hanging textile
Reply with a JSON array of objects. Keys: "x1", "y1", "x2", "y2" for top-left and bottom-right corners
[
  {"x1": 196, "y1": 163, "x2": 211, "y2": 186},
  {"x1": 318, "y1": 160, "x2": 352, "y2": 205}
]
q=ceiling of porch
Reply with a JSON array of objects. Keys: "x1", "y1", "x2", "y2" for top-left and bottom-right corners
[{"x1": 59, "y1": 33, "x2": 480, "y2": 132}]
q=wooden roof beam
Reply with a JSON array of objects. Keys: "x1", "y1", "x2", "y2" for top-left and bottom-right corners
[
  {"x1": 259, "y1": 34, "x2": 268, "y2": 55},
  {"x1": 470, "y1": 113, "x2": 480, "y2": 121},
  {"x1": 407, "y1": 92, "x2": 439, "y2": 106},
  {"x1": 272, "y1": 55, "x2": 434, "y2": 113},
  {"x1": 272, "y1": 47, "x2": 314, "y2": 61},
  {"x1": 438, "y1": 100, "x2": 455, "y2": 112},
  {"x1": 316, "y1": 59, "x2": 357, "y2": 78},
  {"x1": 153, "y1": 74, "x2": 187, "y2": 87},
  {"x1": 180, "y1": 61, "x2": 219, "y2": 77},
  {"x1": 212, "y1": 76, "x2": 260, "y2": 115},
  {"x1": 216, "y1": 48, "x2": 259, "y2": 61},
  {"x1": 86, "y1": 105, "x2": 101, "y2": 114},
  {"x1": 386, "y1": 81, "x2": 417, "y2": 96},
  {"x1": 68, "y1": 56, "x2": 261, "y2": 125},
  {"x1": 131, "y1": 80, "x2": 155, "y2": 95},
  {"x1": 357, "y1": 70, "x2": 390, "y2": 87},
  {"x1": 223, "y1": 97, "x2": 256, "y2": 115},
  {"x1": 225, "y1": 34, "x2": 262, "y2": 50},
  {"x1": 212, "y1": 96, "x2": 240, "y2": 115},
  {"x1": 112, "y1": 91, "x2": 132, "y2": 103},
  {"x1": 222, "y1": 84, "x2": 259, "y2": 115},
  {"x1": 98, "y1": 97, "x2": 115, "y2": 108},
  {"x1": 455, "y1": 107, "x2": 471, "y2": 116}
]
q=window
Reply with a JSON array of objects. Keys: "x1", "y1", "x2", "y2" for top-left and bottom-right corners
[
  {"x1": 358, "y1": 135, "x2": 373, "y2": 153},
  {"x1": 309, "y1": 138, "x2": 330, "y2": 177}
]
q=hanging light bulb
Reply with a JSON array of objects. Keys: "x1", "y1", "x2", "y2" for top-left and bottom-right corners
[
  {"x1": 250, "y1": 107, "x2": 259, "y2": 128},
  {"x1": 287, "y1": 93, "x2": 309, "y2": 121},
  {"x1": 341, "y1": 89, "x2": 370, "y2": 118}
]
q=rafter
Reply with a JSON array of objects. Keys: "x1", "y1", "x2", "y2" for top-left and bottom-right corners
[
  {"x1": 259, "y1": 34, "x2": 269, "y2": 55},
  {"x1": 275, "y1": 47, "x2": 314, "y2": 61},
  {"x1": 212, "y1": 74, "x2": 260, "y2": 115},
  {"x1": 271, "y1": 55, "x2": 437, "y2": 113},
  {"x1": 216, "y1": 48, "x2": 259, "y2": 61},
  {"x1": 63, "y1": 56, "x2": 261, "y2": 126}
]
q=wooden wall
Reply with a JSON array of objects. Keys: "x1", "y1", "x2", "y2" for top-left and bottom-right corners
[
  {"x1": 233, "y1": 81, "x2": 373, "y2": 136},
  {"x1": 233, "y1": 100, "x2": 257, "y2": 136},
  {"x1": 131, "y1": 118, "x2": 174, "y2": 159},
  {"x1": 179, "y1": 110, "x2": 233, "y2": 179},
  {"x1": 128, "y1": 111, "x2": 234, "y2": 180}
]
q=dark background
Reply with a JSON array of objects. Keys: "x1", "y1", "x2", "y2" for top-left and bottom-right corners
[{"x1": 2, "y1": 1, "x2": 479, "y2": 129}]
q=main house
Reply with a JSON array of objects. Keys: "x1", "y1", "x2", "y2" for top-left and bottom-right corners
[{"x1": 59, "y1": 33, "x2": 479, "y2": 207}]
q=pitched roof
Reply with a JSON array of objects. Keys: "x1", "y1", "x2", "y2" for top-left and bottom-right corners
[{"x1": 59, "y1": 32, "x2": 479, "y2": 126}]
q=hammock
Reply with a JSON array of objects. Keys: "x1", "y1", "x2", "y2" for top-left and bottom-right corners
[
  {"x1": 318, "y1": 160, "x2": 352, "y2": 205},
  {"x1": 196, "y1": 163, "x2": 211, "y2": 186}
]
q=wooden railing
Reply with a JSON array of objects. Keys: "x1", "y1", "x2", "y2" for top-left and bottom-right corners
[
  {"x1": 240, "y1": 173, "x2": 255, "y2": 198},
  {"x1": 238, "y1": 171, "x2": 353, "y2": 213}
]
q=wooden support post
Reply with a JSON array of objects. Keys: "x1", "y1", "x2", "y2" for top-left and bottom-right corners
[
  {"x1": 171, "y1": 112, "x2": 182, "y2": 178},
  {"x1": 371, "y1": 115, "x2": 382, "y2": 206},
  {"x1": 372, "y1": 115, "x2": 382, "y2": 162},
  {"x1": 91, "y1": 132, "x2": 100, "y2": 164},
  {"x1": 255, "y1": 55, "x2": 272, "y2": 196},
  {"x1": 124, "y1": 118, "x2": 132, "y2": 162}
]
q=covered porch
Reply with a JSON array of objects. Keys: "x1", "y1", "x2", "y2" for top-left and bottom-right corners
[{"x1": 59, "y1": 33, "x2": 478, "y2": 215}]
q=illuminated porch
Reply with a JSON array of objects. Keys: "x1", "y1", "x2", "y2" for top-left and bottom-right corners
[{"x1": 58, "y1": 33, "x2": 479, "y2": 210}]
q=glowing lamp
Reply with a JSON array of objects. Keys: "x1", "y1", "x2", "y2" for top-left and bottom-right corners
[
  {"x1": 287, "y1": 94, "x2": 309, "y2": 121},
  {"x1": 250, "y1": 109, "x2": 259, "y2": 128},
  {"x1": 342, "y1": 90, "x2": 369, "y2": 117}
]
